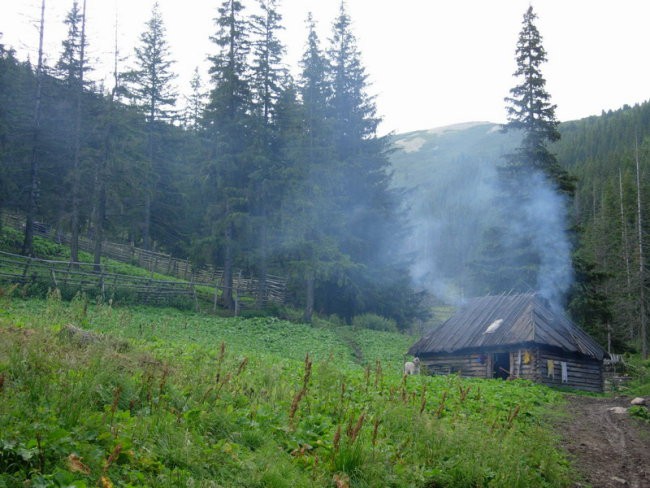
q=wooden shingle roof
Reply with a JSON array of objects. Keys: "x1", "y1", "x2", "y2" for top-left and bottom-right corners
[{"x1": 409, "y1": 293, "x2": 607, "y2": 360}]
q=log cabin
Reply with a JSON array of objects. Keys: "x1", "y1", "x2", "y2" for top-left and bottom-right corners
[{"x1": 408, "y1": 293, "x2": 608, "y2": 392}]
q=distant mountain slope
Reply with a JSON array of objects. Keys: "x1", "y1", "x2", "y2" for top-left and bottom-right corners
[
  {"x1": 390, "y1": 121, "x2": 521, "y2": 190},
  {"x1": 388, "y1": 122, "x2": 522, "y2": 303}
]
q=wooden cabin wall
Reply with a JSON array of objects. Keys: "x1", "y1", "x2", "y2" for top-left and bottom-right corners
[
  {"x1": 536, "y1": 350, "x2": 603, "y2": 392},
  {"x1": 507, "y1": 348, "x2": 538, "y2": 380},
  {"x1": 420, "y1": 353, "x2": 488, "y2": 377},
  {"x1": 420, "y1": 348, "x2": 603, "y2": 392}
]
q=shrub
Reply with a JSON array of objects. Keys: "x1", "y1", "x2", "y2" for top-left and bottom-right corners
[{"x1": 352, "y1": 313, "x2": 398, "y2": 332}]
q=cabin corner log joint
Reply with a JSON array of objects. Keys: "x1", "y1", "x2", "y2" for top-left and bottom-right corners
[{"x1": 408, "y1": 293, "x2": 608, "y2": 392}]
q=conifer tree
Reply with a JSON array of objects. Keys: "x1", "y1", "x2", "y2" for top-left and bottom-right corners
[
  {"x1": 204, "y1": 0, "x2": 252, "y2": 310},
  {"x1": 56, "y1": 0, "x2": 89, "y2": 263},
  {"x1": 282, "y1": 13, "x2": 343, "y2": 322},
  {"x1": 503, "y1": 5, "x2": 573, "y2": 194},
  {"x1": 474, "y1": 5, "x2": 575, "y2": 306},
  {"x1": 248, "y1": 0, "x2": 288, "y2": 306},
  {"x1": 22, "y1": 0, "x2": 46, "y2": 257},
  {"x1": 123, "y1": 1, "x2": 177, "y2": 250},
  {"x1": 183, "y1": 67, "x2": 206, "y2": 130}
]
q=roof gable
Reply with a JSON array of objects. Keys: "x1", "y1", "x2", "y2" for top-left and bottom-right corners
[{"x1": 409, "y1": 293, "x2": 606, "y2": 360}]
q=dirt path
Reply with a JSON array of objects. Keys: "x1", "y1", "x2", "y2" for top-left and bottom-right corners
[{"x1": 559, "y1": 395, "x2": 650, "y2": 487}]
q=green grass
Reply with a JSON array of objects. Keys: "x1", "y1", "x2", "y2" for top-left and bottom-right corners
[{"x1": 0, "y1": 293, "x2": 575, "y2": 487}]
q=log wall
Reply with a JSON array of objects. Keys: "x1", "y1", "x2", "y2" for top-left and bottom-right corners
[
  {"x1": 420, "y1": 353, "x2": 489, "y2": 377},
  {"x1": 419, "y1": 347, "x2": 604, "y2": 392},
  {"x1": 536, "y1": 349, "x2": 603, "y2": 392}
]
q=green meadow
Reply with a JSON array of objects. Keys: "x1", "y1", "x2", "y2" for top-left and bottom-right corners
[{"x1": 0, "y1": 293, "x2": 574, "y2": 487}]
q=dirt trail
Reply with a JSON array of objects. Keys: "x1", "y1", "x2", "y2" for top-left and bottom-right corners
[{"x1": 559, "y1": 395, "x2": 650, "y2": 488}]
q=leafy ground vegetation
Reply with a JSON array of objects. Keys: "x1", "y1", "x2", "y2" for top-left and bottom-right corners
[{"x1": 0, "y1": 294, "x2": 575, "y2": 488}]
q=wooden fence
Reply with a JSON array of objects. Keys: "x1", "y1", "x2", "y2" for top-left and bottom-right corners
[
  {"x1": 0, "y1": 250, "x2": 199, "y2": 309},
  {"x1": 1, "y1": 211, "x2": 287, "y2": 306}
]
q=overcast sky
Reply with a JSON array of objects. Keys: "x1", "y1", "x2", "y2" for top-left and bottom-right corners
[{"x1": 2, "y1": 0, "x2": 650, "y2": 134}]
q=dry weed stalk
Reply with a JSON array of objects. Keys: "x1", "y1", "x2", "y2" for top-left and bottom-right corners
[
  {"x1": 507, "y1": 405, "x2": 520, "y2": 428},
  {"x1": 435, "y1": 391, "x2": 448, "y2": 418},
  {"x1": 159, "y1": 365, "x2": 169, "y2": 396},
  {"x1": 215, "y1": 341, "x2": 226, "y2": 383},
  {"x1": 374, "y1": 359, "x2": 382, "y2": 389},
  {"x1": 110, "y1": 386, "x2": 122, "y2": 424},
  {"x1": 347, "y1": 412, "x2": 366, "y2": 443},
  {"x1": 236, "y1": 357, "x2": 249, "y2": 376},
  {"x1": 333, "y1": 425, "x2": 341, "y2": 453},
  {"x1": 459, "y1": 385, "x2": 471, "y2": 402},
  {"x1": 289, "y1": 353, "x2": 313, "y2": 425},
  {"x1": 400, "y1": 374, "x2": 407, "y2": 403},
  {"x1": 371, "y1": 417, "x2": 381, "y2": 447},
  {"x1": 67, "y1": 453, "x2": 91, "y2": 474},
  {"x1": 102, "y1": 444, "x2": 122, "y2": 474},
  {"x1": 364, "y1": 365, "x2": 371, "y2": 392},
  {"x1": 333, "y1": 472, "x2": 350, "y2": 488},
  {"x1": 419, "y1": 385, "x2": 427, "y2": 414},
  {"x1": 0, "y1": 372, "x2": 5, "y2": 392}
]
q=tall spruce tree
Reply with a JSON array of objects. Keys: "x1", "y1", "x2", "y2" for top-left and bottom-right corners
[
  {"x1": 56, "y1": 0, "x2": 89, "y2": 263},
  {"x1": 183, "y1": 67, "x2": 206, "y2": 130},
  {"x1": 503, "y1": 5, "x2": 573, "y2": 195},
  {"x1": 248, "y1": 0, "x2": 287, "y2": 306},
  {"x1": 204, "y1": 0, "x2": 252, "y2": 310},
  {"x1": 123, "y1": 2, "x2": 177, "y2": 250},
  {"x1": 322, "y1": 2, "x2": 411, "y2": 322},
  {"x1": 22, "y1": 0, "x2": 46, "y2": 257},
  {"x1": 473, "y1": 5, "x2": 577, "y2": 308},
  {"x1": 282, "y1": 12, "x2": 345, "y2": 322}
]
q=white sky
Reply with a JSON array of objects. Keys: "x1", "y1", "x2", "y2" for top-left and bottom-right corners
[{"x1": 2, "y1": 0, "x2": 650, "y2": 135}]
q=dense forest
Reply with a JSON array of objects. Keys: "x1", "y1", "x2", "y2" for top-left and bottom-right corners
[
  {"x1": 1, "y1": 1, "x2": 649, "y2": 357},
  {"x1": 0, "y1": 1, "x2": 424, "y2": 328},
  {"x1": 553, "y1": 102, "x2": 650, "y2": 356}
]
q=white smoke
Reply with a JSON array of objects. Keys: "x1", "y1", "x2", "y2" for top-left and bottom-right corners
[
  {"x1": 520, "y1": 172, "x2": 574, "y2": 309},
  {"x1": 399, "y1": 129, "x2": 573, "y2": 309}
]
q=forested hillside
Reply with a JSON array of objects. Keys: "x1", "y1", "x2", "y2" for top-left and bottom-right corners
[
  {"x1": 0, "y1": 2, "x2": 425, "y2": 328},
  {"x1": 553, "y1": 101, "x2": 650, "y2": 354}
]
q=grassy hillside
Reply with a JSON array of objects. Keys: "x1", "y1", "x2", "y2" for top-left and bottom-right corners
[
  {"x1": 0, "y1": 293, "x2": 574, "y2": 487},
  {"x1": 390, "y1": 122, "x2": 521, "y2": 190}
]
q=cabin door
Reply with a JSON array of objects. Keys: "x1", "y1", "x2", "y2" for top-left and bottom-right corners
[{"x1": 492, "y1": 352, "x2": 510, "y2": 379}]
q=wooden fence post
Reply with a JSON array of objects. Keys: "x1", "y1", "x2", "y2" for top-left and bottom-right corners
[{"x1": 50, "y1": 268, "x2": 58, "y2": 289}]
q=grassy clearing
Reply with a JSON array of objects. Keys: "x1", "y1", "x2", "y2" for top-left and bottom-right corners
[{"x1": 0, "y1": 295, "x2": 573, "y2": 487}]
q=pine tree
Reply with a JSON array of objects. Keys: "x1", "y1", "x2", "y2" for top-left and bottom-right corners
[
  {"x1": 56, "y1": 1, "x2": 90, "y2": 85},
  {"x1": 183, "y1": 67, "x2": 206, "y2": 130},
  {"x1": 472, "y1": 5, "x2": 576, "y2": 303},
  {"x1": 281, "y1": 13, "x2": 343, "y2": 322},
  {"x1": 123, "y1": 1, "x2": 177, "y2": 250},
  {"x1": 503, "y1": 5, "x2": 574, "y2": 195},
  {"x1": 318, "y1": 2, "x2": 412, "y2": 323},
  {"x1": 248, "y1": 0, "x2": 288, "y2": 306},
  {"x1": 22, "y1": 0, "x2": 46, "y2": 256},
  {"x1": 56, "y1": 0, "x2": 89, "y2": 263},
  {"x1": 204, "y1": 0, "x2": 252, "y2": 310}
]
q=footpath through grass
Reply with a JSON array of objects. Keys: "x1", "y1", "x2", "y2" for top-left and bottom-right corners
[{"x1": 0, "y1": 295, "x2": 573, "y2": 487}]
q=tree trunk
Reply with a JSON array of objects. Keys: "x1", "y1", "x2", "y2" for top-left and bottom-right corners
[
  {"x1": 142, "y1": 190, "x2": 151, "y2": 250},
  {"x1": 303, "y1": 269, "x2": 314, "y2": 324},
  {"x1": 22, "y1": 0, "x2": 46, "y2": 257},
  {"x1": 619, "y1": 168, "x2": 634, "y2": 340},
  {"x1": 635, "y1": 138, "x2": 647, "y2": 359},
  {"x1": 222, "y1": 220, "x2": 234, "y2": 310},
  {"x1": 69, "y1": 0, "x2": 87, "y2": 264}
]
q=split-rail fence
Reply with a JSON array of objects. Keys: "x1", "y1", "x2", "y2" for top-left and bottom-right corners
[{"x1": 0, "y1": 212, "x2": 287, "y2": 310}]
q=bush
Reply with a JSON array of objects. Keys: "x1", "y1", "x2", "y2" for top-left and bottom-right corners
[{"x1": 352, "y1": 313, "x2": 398, "y2": 332}]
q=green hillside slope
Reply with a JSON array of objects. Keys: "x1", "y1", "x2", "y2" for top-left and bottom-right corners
[{"x1": 0, "y1": 295, "x2": 573, "y2": 487}]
